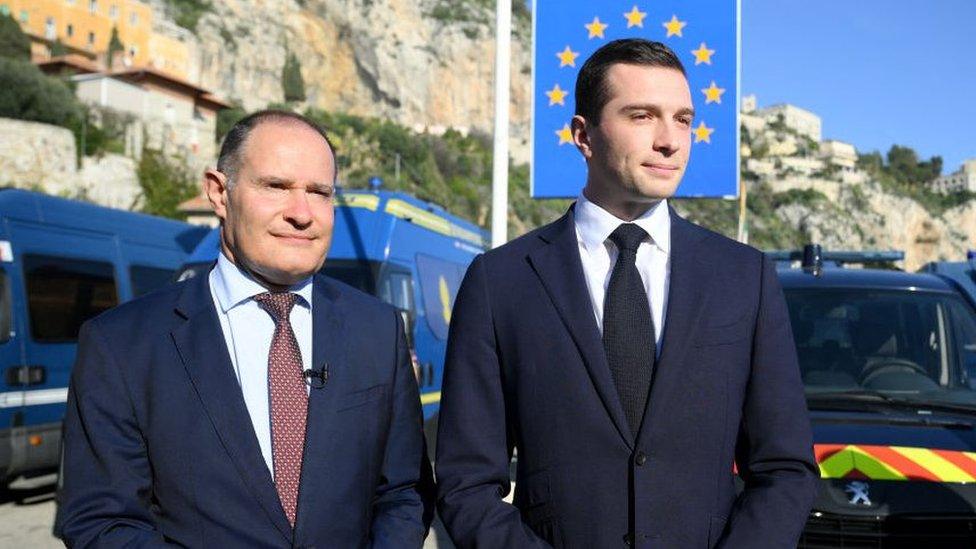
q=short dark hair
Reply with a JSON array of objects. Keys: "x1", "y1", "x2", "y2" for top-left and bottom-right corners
[
  {"x1": 574, "y1": 38, "x2": 686, "y2": 125},
  {"x1": 216, "y1": 109, "x2": 338, "y2": 186}
]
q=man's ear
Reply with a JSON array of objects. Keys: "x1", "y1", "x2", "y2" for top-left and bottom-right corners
[
  {"x1": 571, "y1": 115, "x2": 593, "y2": 159},
  {"x1": 203, "y1": 169, "x2": 230, "y2": 222}
]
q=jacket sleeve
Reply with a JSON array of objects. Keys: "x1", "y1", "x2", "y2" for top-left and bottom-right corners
[
  {"x1": 369, "y1": 311, "x2": 436, "y2": 548},
  {"x1": 435, "y1": 255, "x2": 550, "y2": 548},
  {"x1": 57, "y1": 320, "x2": 174, "y2": 548},
  {"x1": 719, "y1": 254, "x2": 819, "y2": 548}
]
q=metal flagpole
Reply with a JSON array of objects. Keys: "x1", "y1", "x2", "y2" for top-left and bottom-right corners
[{"x1": 491, "y1": 0, "x2": 512, "y2": 248}]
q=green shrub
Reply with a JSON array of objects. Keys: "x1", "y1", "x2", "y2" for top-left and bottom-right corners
[
  {"x1": 137, "y1": 147, "x2": 198, "y2": 220},
  {"x1": 0, "y1": 14, "x2": 29, "y2": 61},
  {"x1": 163, "y1": 0, "x2": 213, "y2": 32},
  {"x1": 0, "y1": 58, "x2": 82, "y2": 127},
  {"x1": 216, "y1": 105, "x2": 247, "y2": 143}
]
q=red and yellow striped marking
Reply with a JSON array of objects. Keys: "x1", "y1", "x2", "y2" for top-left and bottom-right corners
[{"x1": 814, "y1": 444, "x2": 976, "y2": 483}]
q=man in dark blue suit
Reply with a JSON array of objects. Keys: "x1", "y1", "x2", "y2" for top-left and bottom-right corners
[
  {"x1": 58, "y1": 111, "x2": 434, "y2": 547},
  {"x1": 436, "y1": 39, "x2": 818, "y2": 548}
]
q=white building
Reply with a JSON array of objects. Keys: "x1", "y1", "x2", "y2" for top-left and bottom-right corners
[
  {"x1": 930, "y1": 159, "x2": 976, "y2": 194},
  {"x1": 778, "y1": 156, "x2": 826, "y2": 176},
  {"x1": 819, "y1": 140, "x2": 858, "y2": 170},
  {"x1": 755, "y1": 103, "x2": 822, "y2": 142},
  {"x1": 741, "y1": 94, "x2": 757, "y2": 114}
]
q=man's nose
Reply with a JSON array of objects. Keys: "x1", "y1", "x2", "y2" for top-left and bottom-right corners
[
  {"x1": 283, "y1": 189, "x2": 313, "y2": 227},
  {"x1": 652, "y1": 121, "x2": 682, "y2": 156}
]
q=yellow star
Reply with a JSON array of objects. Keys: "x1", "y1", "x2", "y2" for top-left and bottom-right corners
[
  {"x1": 692, "y1": 42, "x2": 716, "y2": 65},
  {"x1": 702, "y1": 81, "x2": 725, "y2": 104},
  {"x1": 623, "y1": 6, "x2": 647, "y2": 28},
  {"x1": 556, "y1": 45, "x2": 580, "y2": 68},
  {"x1": 546, "y1": 84, "x2": 569, "y2": 106},
  {"x1": 555, "y1": 124, "x2": 573, "y2": 145},
  {"x1": 693, "y1": 121, "x2": 715, "y2": 144},
  {"x1": 584, "y1": 16, "x2": 608, "y2": 39},
  {"x1": 662, "y1": 15, "x2": 687, "y2": 38}
]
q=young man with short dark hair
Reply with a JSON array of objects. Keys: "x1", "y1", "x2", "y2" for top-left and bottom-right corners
[{"x1": 436, "y1": 39, "x2": 818, "y2": 548}]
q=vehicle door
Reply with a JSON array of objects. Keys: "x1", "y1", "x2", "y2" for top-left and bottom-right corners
[{"x1": 9, "y1": 220, "x2": 119, "y2": 440}]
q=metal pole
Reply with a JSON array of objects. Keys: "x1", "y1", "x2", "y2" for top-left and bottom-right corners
[
  {"x1": 737, "y1": 178, "x2": 748, "y2": 244},
  {"x1": 490, "y1": 0, "x2": 512, "y2": 248}
]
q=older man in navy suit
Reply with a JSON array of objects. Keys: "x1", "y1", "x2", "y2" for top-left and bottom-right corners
[
  {"x1": 436, "y1": 39, "x2": 818, "y2": 548},
  {"x1": 58, "y1": 110, "x2": 434, "y2": 547}
]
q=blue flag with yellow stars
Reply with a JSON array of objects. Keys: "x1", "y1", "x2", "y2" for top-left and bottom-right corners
[{"x1": 531, "y1": 1, "x2": 739, "y2": 198}]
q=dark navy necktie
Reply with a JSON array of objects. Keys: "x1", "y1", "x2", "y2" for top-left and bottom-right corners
[{"x1": 603, "y1": 223, "x2": 656, "y2": 436}]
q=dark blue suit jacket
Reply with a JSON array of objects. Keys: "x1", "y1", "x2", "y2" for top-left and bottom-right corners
[
  {"x1": 58, "y1": 271, "x2": 434, "y2": 548},
  {"x1": 436, "y1": 207, "x2": 818, "y2": 548}
]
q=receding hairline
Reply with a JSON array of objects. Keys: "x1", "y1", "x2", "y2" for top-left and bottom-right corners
[
  {"x1": 222, "y1": 115, "x2": 337, "y2": 184},
  {"x1": 239, "y1": 117, "x2": 335, "y2": 159}
]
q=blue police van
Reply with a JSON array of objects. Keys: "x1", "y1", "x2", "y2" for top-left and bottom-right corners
[
  {"x1": 0, "y1": 189, "x2": 208, "y2": 485},
  {"x1": 770, "y1": 246, "x2": 976, "y2": 547},
  {"x1": 921, "y1": 251, "x2": 976, "y2": 309},
  {"x1": 175, "y1": 190, "x2": 489, "y2": 442}
]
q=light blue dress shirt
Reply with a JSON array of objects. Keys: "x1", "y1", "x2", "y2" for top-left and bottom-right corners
[{"x1": 208, "y1": 252, "x2": 313, "y2": 477}]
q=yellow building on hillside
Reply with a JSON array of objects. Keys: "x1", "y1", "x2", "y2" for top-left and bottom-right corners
[{"x1": 0, "y1": 0, "x2": 190, "y2": 79}]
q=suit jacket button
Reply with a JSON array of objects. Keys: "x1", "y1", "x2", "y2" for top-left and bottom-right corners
[{"x1": 635, "y1": 451, "x2": 648, "y2": 466}]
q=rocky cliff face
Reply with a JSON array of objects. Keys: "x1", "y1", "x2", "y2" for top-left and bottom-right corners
[
  {"x1": 762, "y1": 179, "x2": 975, "y2": 271},
  {"x1": 165, "y1": 0, "x2": 533, "y2": 162}
]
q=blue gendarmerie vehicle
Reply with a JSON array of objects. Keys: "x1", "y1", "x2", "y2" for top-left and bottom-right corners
[
  {"x1": 176, "y1": 189, "x2": 488, "y2": 445},
  {"x1": 0, "y1": 189, "x2": 208, "y2": 486},
  {"x1": 770, "y1": 245, "x2": 976, "y2": 548}
]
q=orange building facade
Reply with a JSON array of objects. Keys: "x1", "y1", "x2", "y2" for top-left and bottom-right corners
[{"x1": 1, "y1": 0, "x2": 190, "y2": 79}]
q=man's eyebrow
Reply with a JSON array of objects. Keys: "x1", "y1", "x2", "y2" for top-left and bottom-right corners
[
  {"x1": 255, "y1": 176, "x2": 293, "y2": 186},
  {"x1": 309, "y1": 181, "x2": 334, "y2": 192},
  {"x1": 618, "y1": 104, "x2": 695, "y2": 118},
  {"x1": 620, "y1": 103, "x2": 663, "y2": 114}
]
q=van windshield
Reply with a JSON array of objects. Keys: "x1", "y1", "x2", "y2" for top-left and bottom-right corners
[{"x1": 785, "y1": 289, "x2": 976, "y2": 408}]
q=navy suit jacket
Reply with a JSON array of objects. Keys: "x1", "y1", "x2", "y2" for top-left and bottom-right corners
[
  {"x1": 58, "y1": 271, "x2": 434, "y2": 548},
  {"x1": 436, "y1": 207, "x2": 818, "y2": 548}
]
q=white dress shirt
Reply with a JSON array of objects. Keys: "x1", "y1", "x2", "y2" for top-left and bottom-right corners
[
  {"x1": 209, "y1": 252, "x2": 313, "y2": 477},
  {"x1": 574, "y1": 193, "x2": 671, "y2": 356}
]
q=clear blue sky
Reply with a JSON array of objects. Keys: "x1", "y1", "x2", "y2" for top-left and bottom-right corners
[
  {"x1": 528, "y1": 0, "x2": 975, "y2": 174},
  {"x1": 743, "y1": 0, "x2": 975, "y2": 174}
]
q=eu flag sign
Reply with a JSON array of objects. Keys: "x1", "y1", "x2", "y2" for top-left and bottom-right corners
[{"x1": 531, "y1": 1, "x2": 740, "y2": 198}]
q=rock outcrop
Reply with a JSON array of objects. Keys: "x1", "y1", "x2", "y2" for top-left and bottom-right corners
[{"x1": 159, "y1": 0, "x2": 533, "y2": 162}]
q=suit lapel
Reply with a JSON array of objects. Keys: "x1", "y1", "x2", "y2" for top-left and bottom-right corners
[
  {"x1": 637, "y1": 209, "x2": 713, "y2": 445},
  {"x1": 527, "y1": 208, "x2": 635, "y2": 449},
  {"x1": 295, "y1": 276, "x2": 346, "y2": 531},
  {"x1": 170, "y1": 274, "x2": 294, "y2": 543}
]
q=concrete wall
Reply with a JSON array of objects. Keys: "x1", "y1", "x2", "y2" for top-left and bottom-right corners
[
  {"x1": 0, "y1": 117, "x2": 141, "y2": 209},
  {"x1": 0, "y1": 118, "x2": 75, "y2": 188}
]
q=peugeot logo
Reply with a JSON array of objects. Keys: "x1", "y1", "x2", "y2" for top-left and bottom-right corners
[{"x1": 844, "y1": 481, "x2": 872, "y2": 506}]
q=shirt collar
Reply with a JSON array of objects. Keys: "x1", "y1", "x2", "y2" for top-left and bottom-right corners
[
  {"x1": 212, "y1": 251, "x2": 313, "y2": 313},
  {"x1": 574, "y1": 192, "x2": 671, "y2": 256}
]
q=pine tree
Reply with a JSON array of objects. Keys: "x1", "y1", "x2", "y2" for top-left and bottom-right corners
[
  {"x1": 50, "y1": 39, "x2": 68, "y2": 57},
  {"x1": 107, "y1": 26, "x2": 124, "y2": 64},
  {"x1": 0, "y1": 14, "x2": 30, "y2": 61},
  {"x1": 281, "y1": 52, "x2": 306, "y2": 103}
]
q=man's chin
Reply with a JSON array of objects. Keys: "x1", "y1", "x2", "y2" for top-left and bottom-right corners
[{"x1": 249, "y1": 264, "x2": 320, "y2": 290}]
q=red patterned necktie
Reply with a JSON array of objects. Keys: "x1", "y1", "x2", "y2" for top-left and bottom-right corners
[{"x1": 253, "y1": 291, "x2": 307, "y2": 528}]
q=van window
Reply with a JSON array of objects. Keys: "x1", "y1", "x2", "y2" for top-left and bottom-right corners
[
  {"x1": 415, "y1": 254, "x2": 464, "y2": 341},
  {"x1": 130, "y1": 264, "x2": 175, "y2": 297},
  {"x1": 24, "y1": 255, "x2": 118, "y2": 342},
  {"x1": 0, "y1": 269, "x2": 11, "y2": 343},
  {"x1": 379, "y1": 271, "x2": 414, "y2": 314}
]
